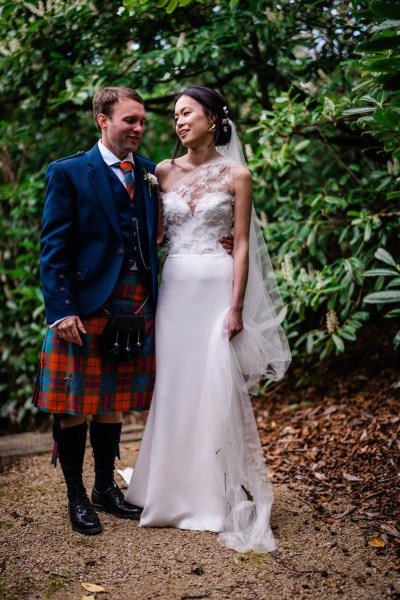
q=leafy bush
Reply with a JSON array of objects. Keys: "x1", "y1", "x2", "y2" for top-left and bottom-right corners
[
  {"x1": 246, "y1": 1, "x2": 400, "y2": 364},
  {"x1": 363, "y1": 248, "x2": 400, "y2": 347},
  {"x1": 0, "y1": 174, "x2": 46, "y2": 425}
]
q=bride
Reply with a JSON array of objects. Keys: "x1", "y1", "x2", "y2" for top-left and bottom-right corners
[{"x1": 124, "y1": 86, "x2": 291, "y2": 553}]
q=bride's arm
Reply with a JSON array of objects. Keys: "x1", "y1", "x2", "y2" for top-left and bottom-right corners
[{"x1": 228, "y1": 165, "x2": 253, "y2": 340}]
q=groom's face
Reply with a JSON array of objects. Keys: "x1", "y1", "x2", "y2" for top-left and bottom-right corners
[{"x1": 100, "y1": 97, "x2": 146, "y2": 159}]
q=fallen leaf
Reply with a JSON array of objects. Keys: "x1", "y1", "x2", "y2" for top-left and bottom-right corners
[
  {"x1": 343, "y1": 473, "x2": 363, "y2": 482},
  {"x1": 380, "y1": 523, "x2": 400, "y2": 540},
  {"x1": 81, "y1": 596, "x2": 95, "y2": 600},
  {"x1": 81, "y1": 582, "x2": 107, "y2": 593},
  {"x1": 369, "y1": 536, "x2": 385, "y2": 548}
]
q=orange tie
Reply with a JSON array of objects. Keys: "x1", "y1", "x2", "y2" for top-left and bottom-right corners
[{"x1": 115, "y1": 161, "x2": 135, "y2": 201}]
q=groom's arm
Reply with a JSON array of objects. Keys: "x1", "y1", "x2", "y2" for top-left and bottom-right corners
[
  {"x1": 40, "y1": 161, "x2": 79, "y2": 323},
  {"x1": 219, "y1": 233, "x2": 234, "y2": 254}
]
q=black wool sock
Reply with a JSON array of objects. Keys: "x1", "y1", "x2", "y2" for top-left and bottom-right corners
[
  {"x1": 56, "y1": 421, "x2": 88, "y2": 502},
  {"x1": 90, "y1": 421, "x2": 122, "y2": 493}
]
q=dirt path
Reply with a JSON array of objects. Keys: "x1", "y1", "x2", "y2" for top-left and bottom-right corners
[{"x1": 0, "y1": 439, "x2": 398, "y2": 600}]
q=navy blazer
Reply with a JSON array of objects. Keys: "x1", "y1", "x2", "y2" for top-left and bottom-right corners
[{"x1": 40, "y1": 144, "x2": 159, "y2": 324}]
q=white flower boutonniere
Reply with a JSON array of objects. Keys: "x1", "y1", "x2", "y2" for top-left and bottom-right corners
[{"x1": 142, "y1": 168, "x2": 158, "y2": 194}]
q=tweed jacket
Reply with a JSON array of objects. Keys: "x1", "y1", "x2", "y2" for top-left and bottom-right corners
[{"x1": 40, "y1": 143, "x2": 159, "y2": 324}]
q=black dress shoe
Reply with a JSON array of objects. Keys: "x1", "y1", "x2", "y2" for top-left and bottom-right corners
[
  {"x1": 68, "y1": 493, "x2": 102, "y2": 535},
  {"x1": 91, "y1": 483, "x2": 143, "y2": 520}
]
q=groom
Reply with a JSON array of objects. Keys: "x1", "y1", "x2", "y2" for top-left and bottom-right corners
[
  {"x1": 35, "y1": 85, "x2": 232, "y2": 536},
  {"x1": 34, "y1": 87, "x2": 159, "y2": 535}
]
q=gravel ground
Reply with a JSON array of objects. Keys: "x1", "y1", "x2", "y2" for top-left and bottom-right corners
[{"x1": 0, "y1": 437, "x2": 399, "y2": 600}]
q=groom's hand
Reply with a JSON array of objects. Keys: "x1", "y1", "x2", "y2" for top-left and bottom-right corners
[
  {"x1": 220, "y1": 234, "x2": 234, "y2": 255},
  {"x1": 55, "y1": 316, "x2": 86, "y2": 346}
]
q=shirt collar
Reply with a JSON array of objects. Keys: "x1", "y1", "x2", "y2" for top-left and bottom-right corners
[{"x1": 98, "y1": 140, "x2": 135, "y2": 167}]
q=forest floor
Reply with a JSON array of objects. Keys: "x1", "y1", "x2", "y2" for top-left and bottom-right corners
[{"x1": 0, "y1": 323, "x2": 399, "y2": 600}]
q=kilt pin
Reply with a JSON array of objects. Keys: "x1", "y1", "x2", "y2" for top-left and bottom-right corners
[{"x1": 33, "y1": 143, "x2": 159, "y2": 416}]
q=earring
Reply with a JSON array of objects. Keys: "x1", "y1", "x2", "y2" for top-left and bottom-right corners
[{"x1": 208, "y1": 123, "x2": 216, "y2": 133}]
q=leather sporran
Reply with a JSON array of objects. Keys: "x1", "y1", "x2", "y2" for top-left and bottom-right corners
[{"x1": 100, "y1": 314, "x2": 145, "y2": 362}]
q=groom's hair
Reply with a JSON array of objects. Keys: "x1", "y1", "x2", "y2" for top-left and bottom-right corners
[{"x1": 93, "y1": 87, "x2": 144, "y2": 131}]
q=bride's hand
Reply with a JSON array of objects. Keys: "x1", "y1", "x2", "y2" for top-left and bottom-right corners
[{"x1": 228, "y1": 308, "x2": 243, "y2": 340}]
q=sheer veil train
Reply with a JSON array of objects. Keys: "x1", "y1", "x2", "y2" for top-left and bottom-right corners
[
  {"x1": 217, "y1": 119, "x2": 291, "y2": 389},
  {"x1": 196, "y1": 120, "x2": 292, "y2": 552}
]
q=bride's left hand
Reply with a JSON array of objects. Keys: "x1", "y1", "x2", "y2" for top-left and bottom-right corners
[{"x1": 228, "y1": 309, "x2": 243, "y2": 340}]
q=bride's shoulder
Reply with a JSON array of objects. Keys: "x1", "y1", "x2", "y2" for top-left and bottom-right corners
[
  {"x1": 230, "y1": 162, "x2": 252, "y2": 184},
  {"x1": 156, "y1": 158, "x2": 188, "y2": 190},
  {"x1": 155, "y1": 159, "x2": 173, "y2": 178},
  {"x1": 156, "y1": 158, "x2": 187, "y2": 174}
]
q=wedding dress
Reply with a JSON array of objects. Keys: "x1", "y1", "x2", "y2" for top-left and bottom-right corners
[{"x1": 124, "y1": 156, "x2": 291, "y2": 553}]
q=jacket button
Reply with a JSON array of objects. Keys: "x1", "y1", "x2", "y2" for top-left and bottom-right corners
[
  {"x1": 133, "y1": 247, "x2": 138, "y2": 252},
  {"x1": 59, "y1": 274, "x2": 65, "y2": 279},
  {"x1": 66, "y1": 299, "x2": 71, "y2": 305},
  {"x1": 60, "y1": 287, "x2": 66, "y2": 292},
  {"x1": 117, "y1": 248, "x2": 124, "y2": 256},
  {"x1": 76, "y1": 271, "x2": 81, "y2": 277}
]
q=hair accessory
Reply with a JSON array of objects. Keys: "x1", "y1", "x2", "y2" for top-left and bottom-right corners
[
  {"x1": 222, "y1": 106, "x2": 229, "y2": 131},
  {"x1": 222, "y1": 119, "x2": 228, "y2": 133}
]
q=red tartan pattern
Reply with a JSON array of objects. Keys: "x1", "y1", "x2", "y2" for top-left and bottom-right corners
[{"x1": 33, "y1": 272, "x2": 155, "y2": 415}]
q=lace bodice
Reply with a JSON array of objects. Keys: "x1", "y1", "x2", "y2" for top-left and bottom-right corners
[{"x1": 162, "y1": 157, "x2": 234, "y2": 255}]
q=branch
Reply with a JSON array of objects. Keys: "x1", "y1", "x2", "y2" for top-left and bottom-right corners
[{"x1": 249, "y1": 31, "x2": 273, "y2": 111}]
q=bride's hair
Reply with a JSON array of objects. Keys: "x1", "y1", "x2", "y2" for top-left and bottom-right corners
[{"x1": 172, "y1": 86, "x2": 232, "y2": 159}]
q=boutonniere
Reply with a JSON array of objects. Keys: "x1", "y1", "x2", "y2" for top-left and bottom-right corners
[{"x1": 142, "y1": 168, "x2": 158, "y2": 193}]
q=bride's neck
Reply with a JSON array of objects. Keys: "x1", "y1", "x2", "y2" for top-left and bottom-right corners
[{"x1": 186, "y1": 146, "x2": 220, "y2": 167}]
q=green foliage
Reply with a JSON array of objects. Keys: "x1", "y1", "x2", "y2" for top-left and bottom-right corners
[
  {"x1": 0, "y1": 174, "x2": 46, "y2": 424},
  {"x1": 244, "y1": 1, "x2": 400, "y2": 362},
  {"x1": 248, "y1": 81, "x2": 398, "y2": 360},
  {"x1": 342, "y1": 1, "x2": 400, "y2": 158},
  {"x1": 0, "y1": 0, "x2": 399, "y2": 426},
  {"x1": 124, "y1": 0, "x2": 203, "y2": 13},
  {"x1": 363, "y1": 248, "x2": 400, "y2": 346}
]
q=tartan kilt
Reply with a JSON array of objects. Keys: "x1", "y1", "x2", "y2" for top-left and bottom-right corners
[{"x1": 33, "y1": 271, "x2": 155, "y2": 415}]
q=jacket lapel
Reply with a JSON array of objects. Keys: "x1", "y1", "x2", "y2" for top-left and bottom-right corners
[
  {"x1": 87, "y1": 144, "x2": 122, "y2": 239},
  {"x1": 134, "y1": 155, "x2": 155, "y2": 242}
]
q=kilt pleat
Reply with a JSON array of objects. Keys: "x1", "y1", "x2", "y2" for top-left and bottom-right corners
[{"x1": 33, "y1": 271, "x2": 155, "y2": 415}]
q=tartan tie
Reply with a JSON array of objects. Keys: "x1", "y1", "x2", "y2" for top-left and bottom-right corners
[{"x1": 115, "y1": 161, "x2": 135, "y2": 201}]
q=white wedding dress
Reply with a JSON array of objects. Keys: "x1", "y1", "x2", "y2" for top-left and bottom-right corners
[{"x1": 124, "y1": 157, "x2": 290, "y2": 553}]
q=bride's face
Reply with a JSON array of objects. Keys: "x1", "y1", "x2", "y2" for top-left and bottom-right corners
[{"x1": 174, "y1": 95, "x2": 214, "y2": 148}]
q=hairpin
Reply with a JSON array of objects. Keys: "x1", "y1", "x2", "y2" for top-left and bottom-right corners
[{"x1": 222, "y1": 106, "x2": 229, "y2": 131}]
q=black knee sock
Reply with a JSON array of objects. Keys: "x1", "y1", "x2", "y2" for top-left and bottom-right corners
[
  {"x1": 90, "y1": 421, "x2": 122, "y2": 493},
  {"x1": 55, "y1": 421, "x2": 87, "y2": 502}
]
